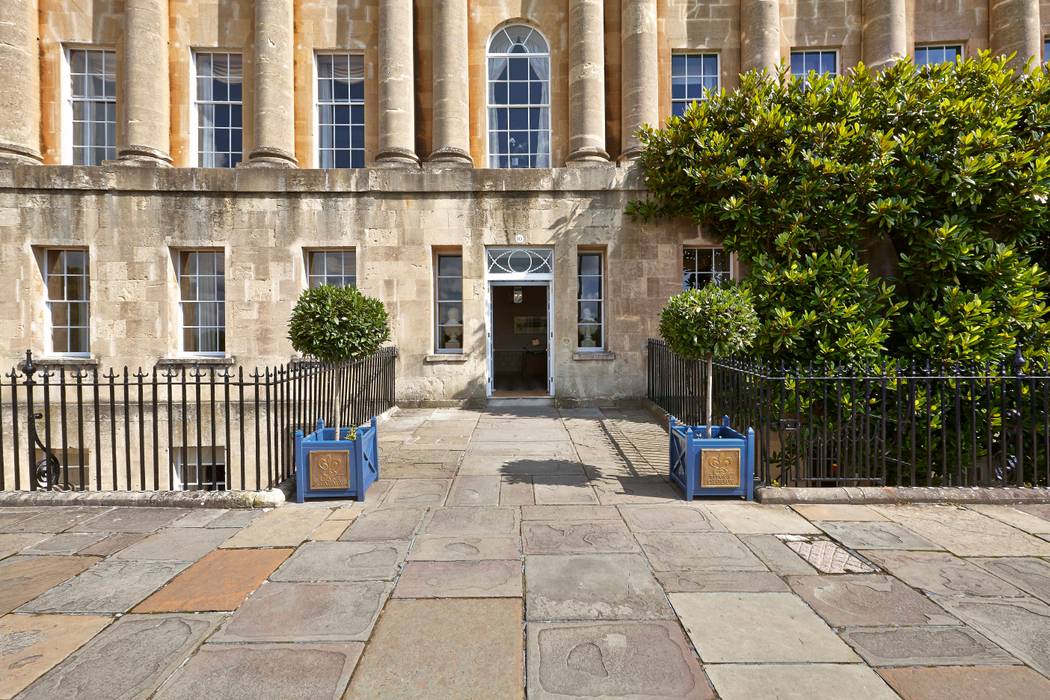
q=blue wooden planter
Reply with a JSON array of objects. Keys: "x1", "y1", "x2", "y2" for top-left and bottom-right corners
[
  {"x1": 669, "y1": 415, "x2": 755, "y2": 501},
  {"x1": 294, "y1": 417, "x2": 379, "y2": 503}
]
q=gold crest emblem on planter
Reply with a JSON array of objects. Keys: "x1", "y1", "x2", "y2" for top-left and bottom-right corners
[
  {"x1": 701, "y1": 449, "x2": 740, "y2": 488},
  {"x1": 308, "y1": 450, "x2": 350, "y2": 490}
]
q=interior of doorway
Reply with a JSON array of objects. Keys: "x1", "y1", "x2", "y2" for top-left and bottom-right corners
[{"x1": 491, "y1": 284, "x2": 549, "y2": 396}]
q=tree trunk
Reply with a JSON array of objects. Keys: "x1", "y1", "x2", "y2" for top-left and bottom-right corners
[{"x1": 706, "y1": 354, "x2": 714, "y2": 437}]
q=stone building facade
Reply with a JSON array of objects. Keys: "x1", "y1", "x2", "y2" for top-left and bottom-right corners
[{"x1": 0, "y1": 0, "x2": 1048, "y2": 407}]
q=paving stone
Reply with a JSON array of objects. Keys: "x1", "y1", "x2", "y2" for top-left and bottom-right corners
[
  {"x1": 500, "y1": 476, "x2": 535, "y2": 505},
  {"x1": 459, "y1": 443, "x2": 581, "y2": 476},
  {"x1": 655, "y1": 571, "x2": 790, "y2": 593},
  {"x1": 447, "y1": 475, "x2": 502, "y2": 506},
  {"x1": 384, "y1": 478, "x2": 451, "y2": 506},
  {"x1": 877, "y1": 666, "x2": 1050, "y2": 700},
  {"x1": 817, "y1": 521, "x2": 943, "y2": 550},
  {"x1": 932, "y1": 595, "x2": 1050, "y2": 677},
  {"x1": 522, "y1": 504, "x2": 621, "y2": 520},
  {"x1": 738, "y1": 534, "x2": 815, "y2": 575},
  {"x1": 1017, "y1": 503, "x2": 1050, "y2": 523},
  {"x1": 872, "y1": 504, "x2": 1050, "y2": 557},
  {"x1": 838, "y1": 625, "x2": 1019, "y2": 667},
  {"x1": 779, "y1": 537, "x2": 879, "y2": 574},
  {"x1": 706, "y1": 504, "x2": 822, "y2": 534},
  {"x1": 972, "y1": 557, "x2": 1050, "y2": 603},
  {"x1": 705, "y1": 664, "x2": 899, "y2": 700},
  {"x1": 16, "y1": 614, "x2": 222, "y2": 700},
  {"x1": 865, "y1": 551, "x2": 1025, "y2": 597},
  {"x1": 214, "y1": 581, "x2": 390, "y2": 643},
  {"x1": 76, "y1": 532, "x2": 147, "y2": 557},
  {"x1": 0, "y1": 533, "x2": 49, "y2": 559},
  {"x1": 0, "y1": 555, "x2": 98, "y2": 614},
  {"x1": 205, "y1": 509, "x2": 265, "y2": 528},
  {"x1": 526, "y1": 554, "x2": 673, "y2": 621},
  {"x1": 171, "y1": 509, "x2": 227, "y2": 527},
  {"x1": 791, "y1": 504, "x2": 888, "y2": 521},
  {"x1": 1, "y1": 507, "x2": 109, "y2": 534},
  {"x1": 787, "y1": 574, "x2": 957, "y2": 627},
  {"x1": 310, "y1": 518, "x2": 350, "y2": 540},
  {"x1": 134, "y1": 548, "x2": 292, "y2": 612},
  {"x1": 636, "y1": 532, "x2": 766, "y2": 572},
  {"x1": 19, "y1": 532, "x2": 106, "y2": 555},
  {"x1": 408, "y1": 535, "x2": 521, "y2": 561},
  {"x1": 968, "y1": 504, "x2": 1050, "y2": 534},
  {"x1": 523, "y1": 520, "x2": 639, "y2": 555},
  {"x1": 272, "y1": 541, "x2": 407, "y2": 582},
  {"x1": 76, "y1": 507, "x2": 190, "y2": 533},
  {"x1": 221, "y1": 506, "x2": 330, "y2": 548},
  {"x1": 327, "y1": 502, "x2": 365, "y2": 521},
  {"x1": 533, "y1": 476, "x2": 600, "y2": 505},
  {"x1": 619, "y1": 504, "x2": 726, "y2": 532},
  {"x1": 394, "y1": 560, "x2": 522, "y2": 598},
  {"x1": 336, "y1": 506, "x2": 425, "y2": 541},
  {"x1": 113, "y1": 526, "x2": 238, "y2": 562},
  {"x1": 382, "y1": 462, "x2": 460, "y2": 479},
  {"x1": 0, "y1": 510, "x2": 41, "y2": 530},
  {"x1": 422, "y1": 507, "x2": 519, "y2": 536},
  {"x1": 527, "y1": 621, "x2": 714, "y2": 700},
  {"x1": 19, "y1": 559, "x2": 187, "y2": 613},
  {"x1": 0, "y1": 613, "x2": 112, "y2": 699},
  {"x1": 593, "y1": 476, "x2": 681, "y2": 504},
  {"x1": 345, "y1": 599, "x2": 523, "y2": 699},
  {"x1": 670, "y1": 592, "x2": 859, "y2": 662}
]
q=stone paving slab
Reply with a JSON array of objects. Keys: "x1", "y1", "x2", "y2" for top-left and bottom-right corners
[
  {"x1": 619, "y1": 504, "x2": 725, "y2": 532},
  {"x1": 500, "y1": 476, "x2": 536, "y2": 505},
  {"x1": 206, "y1": 509, "x2": 264, "y2": 529},
  {"x1": 817, "y1": 520, "x2": 943, "y2": 550},
  {"x1": 872, "y1": 505, "x2": 1050, "y2": 557},
  {"x1": 310, "y1": 518, "x2": 350, "y2": 540},
  {"x1": 0, "y1": 613, "x2": 112, "y2": 699},
  {"x1": 16, "y1": 613, "x2": 222, "y2": 700},
  {"x1": 593, "y1": 476, "x2": 681, "y2": 504},
  {"x1": 394, "y1": 560, "x2": 522, "y2": 598},
  {"x1": 705, "y1": 664, "x2": 899, "y2": 700},
  {"x1": 76, "y1": 531, "x2": 147, "y2": 557},
  {"x1": 21, "y1": 532, "x2": 109, "y2": 555},
  {"x1": 383, "y1": 478, "x2": 451, "y2": 506},
  {"x1": 522, "y1": 504, "x2": 621, "y2": 520},
  {"x1": 422, "y1": 506, "x2": 520, "y2": 537},
  {"x1": 76, "y1": 507, "x2": 190, "y2": 533},
  {"x1": 636, "y1": 532, "x2": 767, "y2": 572},
  {"x1": 523, "y1": 520, "x2": 639, "y2": 555},
  {"x1": 670, "y1": 592, "x2": 859, "y2": 662},
  {"x1": 527, "y1": 621, "x2": 714, "y2": 700},
  {"x1": 838, "y1": 625, "x2": 1019, "y2": 667},
  {"x1": 221, "y1": 506, "x2": 329, "y2": 548},
  {"x1": 0, "y1": 533, "x2": 49, "y2": 559},
  {"x1": 19, "y1": 559, "x2": 188, "y2": 613},
  {"x1": 526, "y1": 554, "x2": 674, "y2": 621},
  {"x1": 706, "y1": 503, "x2": 822, "y2": 534},
  {"x1": 877, "y1": 665, "x2": 1050, "y2": 700},
  {"x1": 0, "y1": 555, "x2": 99, "y2": 613},
  {"x1": 340, "y1": 507, "x2": 426, "y2": 541},
  {"x1": 934, "y1": 595, "x2": 1050, "y2": 676},
  {"x1": 865, "y1": 551, "x2": 1025, "y2": 597},
  {"x1": 0, "y1": 509, "x2": 41, "y2": 530},
  {"x1": 408, "y1": 535, "x2": 521, "y2": 561},
  {"x1": 533, "y1": 475, "x2": 600, "y2": 504},
  {"x1": 271, "y1": 541, "x2": 408, "y2": 582},
  {"x1": 791, "y1": 504, "x2": 889, "y2": 521},
  {"x1": 971, "y1": 557, "x2": 1050, "y2": 603},
  {"x1": 214, "y1": 581, "x2": 390, "y2": 643},
  {"x1": 113, "y1": 526, "x2": 239, "y2": 562},
  {"x1": 172, "y1": 509, "x2": 228, "y2": 527},
  {"x1": 655, "y1": 570, "x2": 791, "y2": 593},
  {"x1": 0, "y1": 507, "x2": 109, "y2": 534},
  {"x1": 740, "y1": 534, "x2": 817, "y2": 575},
  {"x1": 134, "y1": 548, "x2": 292, "y2": 613},
  {"x1": 345, "y1": 598, "x2": 524, "y2": 699},
  {"x1": 968, "y1": 504, "x2": 1050, "y2": 534},
  {"x1": 447, "y1": 475, "x2": 501, "y2": 506},
  {"x1": 787, "y1": 574, "x2": 957, "y2": 627},
  {"x1": 153, "y1": 643, "x2": 363, "y2": 700}
]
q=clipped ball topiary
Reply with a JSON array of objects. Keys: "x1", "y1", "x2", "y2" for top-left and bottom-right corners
[{"x1": 288, "y1": 284, "x2": 391, "y2": 362}]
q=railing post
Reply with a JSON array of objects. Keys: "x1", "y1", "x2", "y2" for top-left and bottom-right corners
[{"x1": 22, "y1": 350, "x2": 36, "y2": 490}]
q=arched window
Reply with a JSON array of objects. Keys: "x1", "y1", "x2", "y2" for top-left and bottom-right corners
[{"x1": 487, "y1": 25, "x2": 550, "y2": 168}]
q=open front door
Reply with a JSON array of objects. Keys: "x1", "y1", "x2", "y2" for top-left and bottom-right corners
[{"x1": 490, "y1": 284, "x2": 549, "y2": 396}]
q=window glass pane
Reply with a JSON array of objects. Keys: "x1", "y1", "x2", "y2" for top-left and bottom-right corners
[
  {"x1": 579, "y1": 253, "x2": 601, "y2": 276},
  {"x1": 437, "y1": 255, "x2": 462, "y2": 277},
  {"x1": 195, "y1": 52, "x2": 243, "y2": 169},
  {"x1": 69, "y1": 48, "x2": 116, "y2": 165},
  {"x1": 46, "y1": 249, "x2": 90, "y2": 354},
  {"x1": 488, "y1": 26, "x2": 549, "y2": 169}
]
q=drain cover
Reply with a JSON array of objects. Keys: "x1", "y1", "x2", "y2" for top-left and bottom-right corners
[{"x1": 778, "y1": 536, "x2": 878, "y2": 574}]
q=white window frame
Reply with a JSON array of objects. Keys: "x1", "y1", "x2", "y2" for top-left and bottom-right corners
[
  {"x1": 172, "y1": 446, "x2": 227, "y2": 491},
  {"x1": 671, "y1": 51, "x2": 720, "y2": 117},
  {"x1": 790, "y1": 48, "x2": 840, "y2": 79},
  {"x1": 683, "y1": 246, "x2": 735, "y2": 290},
  {"x1": 914, "y1": 44, "x2": 964, "y2": 67},
  {"x1": 306, "y1": 249, "x2": 358, "y2": 289},
  {"x1": 62, "y1": 46, "x2": 117, "y2": 166},
  {"x1": 486, "y1": 25, "x2": 552, "y2": 169},
  {"x1": 189, "y1": 50, "x2": 244, "y2": 168},
  {"x1": 576, "y1": 251, "x2": 605, "y2": 352},
  {"x1": 176, "y1": 250, "x2": 226, "y2": 357},
  {"x1": 42, "y1": 248, "x2": 91, "y2": 357},
  {"x1": 314, "y1": 51, "x2": 366, "y2": 169},
  {"x1": 434, "y1": 252, "x2": 464, "y2": 355}
]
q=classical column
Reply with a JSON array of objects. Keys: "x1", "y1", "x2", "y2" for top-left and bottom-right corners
[
  {"x1": 990, "y1": 0, "x2": 1042, "y2": 69},
  {"x1": 862, "y1": 0, "x2": 907, "y2": 71},
  {"x1": 376, "y1": 0, "x2": 419, "y2": 166},
  {"x1": 428, "y1": 0, "x2": 472, "y2": 166},
  {"x1": 567, "y1": 0, "x2": 609, "y2": 164},
  {"x1": 620, "y1": 0, "x2": 658, "y2": 160},
  {"x1": 0, "y1": 0, "x2": 42, "y2": 163},
  {"x1": 245, "y1": 0, "x2": 297, "y2": 167},
  {"x1": 740, "y1": 0, "x2": 781, "y2": 75},
  {"x1": 118, "y1": 0, "x2": 172, "y2": 165}
]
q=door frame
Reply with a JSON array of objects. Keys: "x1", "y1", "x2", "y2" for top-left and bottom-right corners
[{"x1": 486, "y1": 280, "x2": 554, "y2": 397}]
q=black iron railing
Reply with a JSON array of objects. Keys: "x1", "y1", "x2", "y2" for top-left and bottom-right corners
[
  {"x1": 0, "y1": 347, "x2": 397, "y2": 493},
  {"x1": 648, "y1": 338, "x2": 1050, "y2": 488}
]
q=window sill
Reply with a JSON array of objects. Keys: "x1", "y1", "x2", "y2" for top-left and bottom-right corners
[
  {"x1": 424, "y1": 354, "x2": 468, "y2": 363},
  {"x1": 29, "y1": 355, "x2": 100, "y2": 370},
  {"x1": 573, "y1": 351, "x2": 615, "y2": 361},
  {"x1": 156, "y1": 356, "x2": 236, "y2": 368}
]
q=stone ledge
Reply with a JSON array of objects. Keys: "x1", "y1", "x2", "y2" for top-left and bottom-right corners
[
  {"x1": 572, "y1": 351, "x2": 616, "y2": 361},
  {"x1": 156, "y1": 355, "x2": 237, "y2": 368},
  {"x1": 423, "y1": 354, "x2": 469, "y2": 363},
  {"x1": 0, "y1": 480, "x2": 292, "y2": 509},
  {"x1": 757, "y1": 485, "x2": 1050, "y2": 505}
]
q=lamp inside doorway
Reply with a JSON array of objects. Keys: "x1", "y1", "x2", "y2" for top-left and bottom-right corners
[{"x1": 513, "y1": 286, "x2": 523, "y2": 304}]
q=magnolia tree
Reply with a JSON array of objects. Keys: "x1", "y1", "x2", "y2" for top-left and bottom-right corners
[
  {"x1": 660, "y1": 285, "x2": 759, "y2": 435},
  {"x1": 288, "y1": 285, "x2": 391, "y2": 439}
]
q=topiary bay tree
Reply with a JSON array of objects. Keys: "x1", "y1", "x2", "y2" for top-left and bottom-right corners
[
  {"x1": 288, "y1": 285, "x2": 391, "y2": 438},
  {"x1": 660, "y1": 284, "x2": 759, "y2": 435}
]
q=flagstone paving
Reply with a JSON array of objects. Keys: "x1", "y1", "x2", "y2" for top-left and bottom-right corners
[{"x1": 2, "y1": 406, "x2": 1050, "y2": 698}]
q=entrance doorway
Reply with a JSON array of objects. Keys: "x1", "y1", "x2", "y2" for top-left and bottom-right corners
[{"x1": 489, "y1": 283, "x2": 550, "y2": 396}]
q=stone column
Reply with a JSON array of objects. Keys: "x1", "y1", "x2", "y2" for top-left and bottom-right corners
[
  {"x1": 990, "y1": 0, "x2": 1042, "y2": 69},
  {"x1": 862, "y1": 0, "x2": 907, "y2": 71},
  {"x1": 0, "y1": 0, "x2": 42, "y2": 163},
  {"x1": 428, "y1": 0, "x2": 472, "y2": 166},
  {"x1": 620, "y1": 0, "x2": 658, "y2": 160},
  {"x1": 376, "y1": 0, "x2": 419, "y2": 167},
  {"x1": 118, "y1": 0, "x2": 172, "y2": 165},
  {"x1": 740, "y1": 0, "x2": 781, "y2": 75},
  {"x1": 567, "y1": 0, "x2": 609, "y2": 164},
  {"x1": 245, "y1": 0, "x2": 297, "y2": 167}
]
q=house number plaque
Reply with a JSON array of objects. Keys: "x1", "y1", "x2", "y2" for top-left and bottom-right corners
[
  {"x1": 701, "y1": 449, "x2": 741, "y2": 488},
  {"x1": 308, "y1": 451, "x2": 350, "y2": 490}
]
